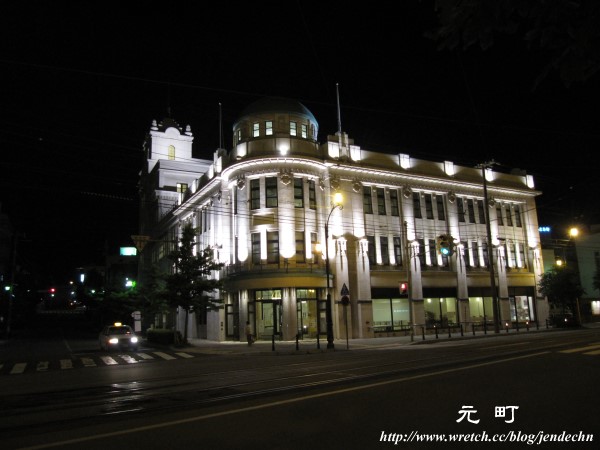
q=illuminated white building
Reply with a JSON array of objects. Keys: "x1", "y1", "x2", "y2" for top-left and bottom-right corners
[{"x1": 139, "y1": 97, "x2": 547, "y2": 342}]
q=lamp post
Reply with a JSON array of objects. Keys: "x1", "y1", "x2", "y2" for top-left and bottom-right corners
[{"x1": 324, "y1": 192, "x2": 343, "y2": 349}]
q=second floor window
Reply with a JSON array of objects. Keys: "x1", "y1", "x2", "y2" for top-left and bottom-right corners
[
  {"x1": 496, "y1": 204, "x2": 504, "y2": 226},
  {"x1": 266, "y1": 121, "x2": 273, "y2": 135},
  {"x1": 477, "y1": 200, "x2": 486, "y2": 224},
  {"x1": 251, "y1": 233, "x2": 261, "y2": 264},
  {"x1": 266, "y1": 177, "x2": 278, "y2": 207},
  {"x1": 367, "y1": 235, "x2": 376, "y2": 265},
  {"x1": 467, "y1": 199, "x2": 476, "y2": 223},
  {"x1": 514, "y1": 205, "x2": 522, "y2": 227},
  {"x1": 425, "y1": 194, "x2": 434, "y2": 219},
  {"x1": 301, "y1": 124, "x2": 307, "y2": 138},
  {"x1": 294, "y1": 178, "x2": 304, "y2": 208},
  {"x1": 267, "y1": 231, "x2": 279, "y2": 263},
  {"x1": 457, "y1": 198, "x2": 466, "y2": 222},
  {"x1": 393, "y1": 237, "x2": 403, "y2": 265},
  {"x1": 253, "y1": 123, "x2": 260, "y2": 137},
  {"x1": 413, "y1": 192, "x2": 422, "y2": 219},
  {"x1": 505, "y1": 205, "x2": 513, "y2": 226},
  {"x1": 377, "y1": 188, "x2": 386, "y2": 215},
  {"x1": 290, "y1": 121, "x2": 297, "y2": 136},
  {"x1": 390, "y1": 189, "x2": 399, "y2": 216},
  {"x1": 380, "y1": 236, "x2": 389, "y2": 265},
  {"x1": 296, "y1": 231, "x2": 305, "y2": 263},
  {"x1": 308, "y1": 179, "x2": 316, "y2": 210},
  {"x1": 363, "y1": 186, "x2": 373, "y2": 214},
  {"x1": 436, "y1": 195, "x2": 446, "y2": 220},
  {"x1": 250, "y1": 179, "x2": 260, "y2": 210}
]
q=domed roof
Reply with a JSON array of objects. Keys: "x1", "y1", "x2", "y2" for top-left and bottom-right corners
[{"x1": 238, "y1": 96, "x2": 317, "y2": 124}]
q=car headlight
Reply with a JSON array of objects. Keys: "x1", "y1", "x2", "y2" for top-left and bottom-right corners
[
  {"x1": 109, "y1": 338, "x2": 119, "y2": 344},
  {"x1": 131, "y1": 337, "x2": 138, "y2": 343}
]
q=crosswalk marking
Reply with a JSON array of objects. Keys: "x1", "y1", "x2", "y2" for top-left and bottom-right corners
[
  {"x1": 560, "y1": 344, "x2": 600, "y2": 354},
  {"x1": 1, "y1": 350, "x2": 195, "y2": 375},
  {"x1": 154, "y1": 351, "x2": 176, "y2": 360},
  {"x1": 60, "y1": 359, "x2": 73, "y2": 369},
  {"x1": 10, "y1": 363, "x2": 27, "y2": 374},
  {"x1": 100, "y1": 356, "x2": 119, "y2": 365},
  {"x1": 81, "y1": 357, "x2": 96, "y2": 367}
]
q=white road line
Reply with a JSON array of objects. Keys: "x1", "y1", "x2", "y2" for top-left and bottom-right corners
[
  {"x1": 37, "y1": 361, "x2": 49, "y2": 371},
  {"x1": 559, "y1": 343, "x2": 600, "y2": 353},
  {"x1": 175, "y1": 352, "x2": 194, "y2": 359},
  {"x1": 154, "y1": 352, "x2": 176, "y2": 360},
  {"x1": 137, "y1": 353, "x2": 154, "y2": 360},
  {"x1": 119, "y1": 355, "x2": 138, "y2": 364},
  {"x1": 60, "y1": 359, "x2": 73, "y2": 370},
  {"x1": 584, "y1": 349, "x2": 600, "y2": 355},
  {"x1": 10, "y1": 363, "x2": 27, "y2": 374},
  {"x1": 100, "y1": 356, "x2": 119, "y2": 365},
  {"x1": 81, "y1": 357, "x2": 96, "y2": 367}
]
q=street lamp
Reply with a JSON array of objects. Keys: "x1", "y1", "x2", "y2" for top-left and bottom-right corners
[{"x1": 324, "y1": 191, "x2": 343, "y2": 349}]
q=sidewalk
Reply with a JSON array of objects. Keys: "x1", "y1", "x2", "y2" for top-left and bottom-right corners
[{"x1": 170, "y1": 322, "x2": 587, "y2": 356}]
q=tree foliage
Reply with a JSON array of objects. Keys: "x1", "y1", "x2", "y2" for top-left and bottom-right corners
[
  {"x1": 538, "y1": 266, "x2": 584, "y2": 314},
  {"x1": 427, "y1": 0, "x2": 600, "y2": 89},
  {"x1": 165, "y1": 223, "x2": 224, "y2": 342}
]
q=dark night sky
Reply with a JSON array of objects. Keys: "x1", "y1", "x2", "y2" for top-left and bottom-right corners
[{"x1": 1, "y1": 1, "x2": 599, "y2": 285}]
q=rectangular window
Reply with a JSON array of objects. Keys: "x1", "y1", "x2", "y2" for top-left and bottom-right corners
[
  {"x1": 377, "y1": 188, "x2": 386, "y2": 215},
  {"x1": 267, "y1": 231, "x2": 279, "y2": 264},
  {"x1": 477, "y1": 199, "x2": 486, "y2": 224},
  {"x1": 481, "y1": 242, "x2": 489, "y2": 267},
  {"x1": 417, "y1": 239, "x2": 426, "y2": 267},
  {"x1": 413, "y1": 192, "x2": 422, "y2": 219},
  {"x1": 253, "y1": 122, "x2": 260, "y2": 137},
  {"x1": 301, "y1": 124, "x2": 307, "y2": 138},
  {"x1": 428, "y1": 238, "x2": 437, "y2": 266},
  {"x1": 467, "y1": 199, "x2": 476, "y2": 223},
  {"x1": 177, "y1": 183, "x2": 188, "y2": 204},
  {"x1": 436, "y1": 195, "x2": 445, "y2": 220},
  {"x1": 471, "y1": 241, "x2": 479, "y2": 266},
  {"x1": 308, "y1": 179, "x2": 316, "y2": 210},
  {"x1": 380, "y1": 236, "x2": 389, "y2": 265},
  {"x1": 514, "y1": 205, "x2": 522, "y2": 227},
  {"x1": 393, "y1": 237, "x2": 403, "y2": 266},
  {"x1": 252, "y1": 233, "x2": 261, "y2": 264},
  {"x1": 237, "y1": 129, "x2": 242, "y2": 142},
  {"x1": 311, "y1": 232, "x2": 318, "y2": 261},
  {"x1": 367, "y1": 235, "x2": 376, "y2": 265},
  {"x1": 496, "y1": 204, "x2": 504, "y2": 226},
  {"x1": 250, "y1": 179, "x2": 260, "y2": 210},
  {"x1": 290, "y1": 121, "x2": 297, "y2": 136},
  {"x1": 390, "y1": 190, "x2": 399, "y2": 216},
  {"x1": 266, "y1": 177, "x2": 278, "y2": 208},
  {"x1": 518, "y1": 242, "x2": 526, "y2": 268},
  {"x1": 457, "y1": 198, "x2": 466, "y2": 222},
  {"x1": 363, "y1": 186, "x2": 373, "y2": 214},
  {"x1": 424, "y1": 193, "x2": 434, "y2": 219},
  {"x1": 294, "y1": 178, "x2": 304, "y2": 208},
  {"x1": 505, "y1": 205, "x2": 513, "y2": 226},
  {"x1": 295, "y1": 231, "x2": 305, "y2": 263},
  {"x1": 265, "y1": 121, "x2": 273, "y2": 136},
  {"x1": 168, "y1": 145, "x2": 175, "y2": 160},
  {"x1": 507, "y1": 241, "x2": 516, "y2": 267}
]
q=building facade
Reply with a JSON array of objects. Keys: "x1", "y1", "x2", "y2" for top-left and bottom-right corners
[{"x1": 138, "y1": 97, "x2": 547, "y2": 342}]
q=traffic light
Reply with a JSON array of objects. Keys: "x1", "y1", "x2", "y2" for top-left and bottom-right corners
[
  {"x1": 438, "y1": 234, "x2": 454, "y2": 256},
  {"x1": 399, "y1": 282, "x2": 408, "y2": 295}
]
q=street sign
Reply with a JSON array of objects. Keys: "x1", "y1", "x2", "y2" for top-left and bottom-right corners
[
  {"x1": 340, "y1": 283, "x2": 349, "y2": 296},
  {"x1": 131, "y1": 235, "x2": 150, "y2": 252}
]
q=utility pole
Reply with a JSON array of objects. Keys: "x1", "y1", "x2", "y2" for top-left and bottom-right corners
[{"x1": 477, "y1": 160, "x2": 500, "y2": 333}]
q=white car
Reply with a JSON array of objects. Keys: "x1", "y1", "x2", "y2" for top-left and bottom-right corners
[{"x1": 99, "y1": 322, "x2": 139, "y2": 351}]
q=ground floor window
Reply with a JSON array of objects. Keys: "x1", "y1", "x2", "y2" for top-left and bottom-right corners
[
  {"x1": 296, "y1": 288, "x2": 319, "y2": 338},
  {"x1": 510, "y1": 295, "x2": 535, "y2": 322},
  {"x1": 251, "y1": 289, "x2": 282, "y2": 339},
  {"x1": 372, "y1": 298, "x2": 410, "y2": 331},
  {"x1": 424, "y1": 297, "x2": 458, "y2": 326},
  {"x1": 468, "y1": 297, "x2": 494, "y2": 322}
]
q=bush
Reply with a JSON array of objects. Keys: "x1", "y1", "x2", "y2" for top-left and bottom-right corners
[{"x1": 146, "y1": 328, "x2": 176, "y2": 344}]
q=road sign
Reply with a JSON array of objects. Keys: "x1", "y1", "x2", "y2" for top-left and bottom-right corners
[
  {"x1": 341, "y1": 283, "x2": 349, "y2": 296},
  {"x1": 131, "y1": 235, "x2": 150, "y2": 252}
]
